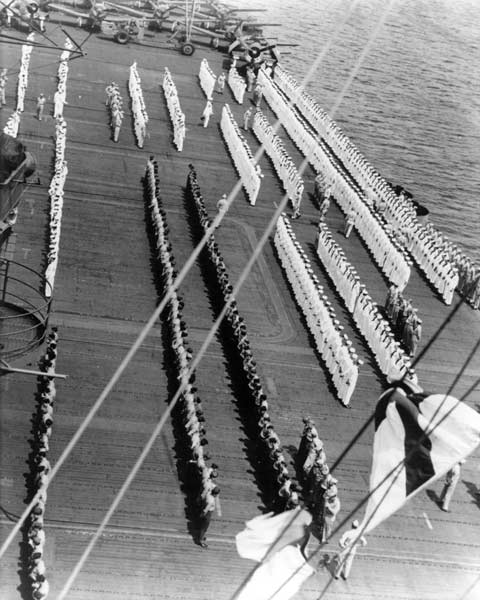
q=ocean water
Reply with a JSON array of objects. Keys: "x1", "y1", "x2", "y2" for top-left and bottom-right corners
[{"x1": 235, "y1": 0, "x2": 480, "y2": 262}]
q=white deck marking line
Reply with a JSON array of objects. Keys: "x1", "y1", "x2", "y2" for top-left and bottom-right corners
[{"x1": 423, "y1": 512, "x2": 433, "y2": 529}]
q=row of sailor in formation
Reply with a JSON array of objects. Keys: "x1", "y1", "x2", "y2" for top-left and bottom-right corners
[
  {"x1": 129, "y1": 62, "x2": 148, "y2": 148},
  {"x1": 317, "y1": 222, "x2": 416, "y2": 382},
  {"x1": 275, "y1": 214, "x2": 361, "y2": 406},
  {"x1": 385, "y1": 285, "x2": 422, "y2": 357},
  {"x1": 272, "y1": 64, "x2": 417, "y2": 226},
  {"x1": 9, "y1": 39, "x2": 475, "y2": 311},
  {"x1": 252, "y1": 110, "x2": 304, "y2": 212},
  {"x1": 273, "y1": 64, "x2": 406, "y2": 218},
  {"x1": 114, "y1": 59, "x2": 475, "y2": 311},
  {"x1": 163, "y1": 67, "x2": 186, "y2": 151},
  {"x1": 52, "y1": 42, "x2": 72, "y2": 120},
  {"x1": 408, "y1": 221, "x2": 458, "y2": 304},
  {"x1": 227, "y1": 66, "x2": 246, "y2": 104},
  {"x1": 27, "y1": 329, "x2": 59, "y2": 600},
  {"x1": 2, "y1": 33, "x2": 34, "y2": 137},
  {"x1": 220, "y1": 104, "x2": 263, "y2": 204},
  {"x1": 456, "y1": 255, "x2": 480, "y2": 308},
  {"x1": 198, "y1": 58, "x2": 217, "y2": 99},
  {"x1": 15, "y1": 32, "x2": 34, "y2": 113},
  {"x1": 257, "y1": 67, "x2": 411, "y2": 290},
  {"x1": 44, "y1": 44, "x2": 70, "y2": 296},
  {"x1": 271, "y1": 64, "x2": 479, "y2": 307},
  {"x1": 84, "y1": 57, "x2": 478, "y2": 310},
  {"x1": 44, "y1": 116, "x2": 68, "y2": 297},
  {"x1": 105, "y1": 81, "x2": 124, "y2": 142},
  {"x1": 313, "y1": 156, "x2": 411, "y2": 291},
  {"x1": 187, "y1": 166, "x2": 300, "y2": 514},
  {"x1": 298, "y1": 417, "x2": 340, "y2": 543},
  {"x1": 145, "y1": 159, "x2": 220, "y2": 548}
]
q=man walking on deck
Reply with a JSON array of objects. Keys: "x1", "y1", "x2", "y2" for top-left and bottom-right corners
[
  {"x1": 344, "y1": 210, "x2": 355, "y2": 239},
  {"x1": 243, "y1": 106, "x2": 253, "y2": 131},
  {"x1": 333, "y1": 520, "x2": 367, "y2": 580},
  {"x1": 0, "y1": 69, "x2": 7, "y2": 106},
  {"x1": 408, "y1": 313, "x2": 422, "y2": 357},
  {"x1": 322, "y1": 484, "x2": 340, "y2": 542},
  {"x1": 197, "y1": 485, "x2": 220, "y2": 548},
  {"x1": 439, "y1": 460, "x2": 465, "y2": 512},
  {"x1": 216, "y1": 194, "x2": 228, "y2": 223},
  {"x1": 201, "y1": 99, "x2": 213, "y2": 128},
  {"x1": 246, "y1": 66, "x2": 256, "y2": 92},
  {"x1": 215, "y1": 72, "x2": 226, "y2": 94},
  {"x1": 319, "y1": 195, "x2": 331, "y2": 221},
  {"x1": 385, "y1": 284, "x2": 398, "y2": 319},
  {"x1": 253, "y1": 83, "x2": 263, "y2": 108},
  {"x1": 36, "y1": 93, "x2": 46, "y2": 121}
]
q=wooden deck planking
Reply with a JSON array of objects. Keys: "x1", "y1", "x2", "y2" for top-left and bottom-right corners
[{"x1": 0, "y1": 27, "x2": 479, "y2": 600}]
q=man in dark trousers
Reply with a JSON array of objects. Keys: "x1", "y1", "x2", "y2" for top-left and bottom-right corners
[
  {"x1": 197, "y1": 485, "x2": 220, "y2": 548},
  {"x1": 253, "y1": 83, "x2": 263, "y2": 108}
]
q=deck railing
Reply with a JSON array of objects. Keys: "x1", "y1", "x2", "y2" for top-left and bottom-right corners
[{"x1": 0, "y1": 259, "x2": 52, "y2": 358}]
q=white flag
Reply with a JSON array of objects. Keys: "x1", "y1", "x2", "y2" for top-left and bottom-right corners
[{"x1": 362, "y1": 388, "x2": 480, "y2": 533}]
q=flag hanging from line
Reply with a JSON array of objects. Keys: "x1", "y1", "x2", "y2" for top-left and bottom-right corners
[
  {"x1": 235, "y1": 545, "x2": 315, "y2": 600},
  {"x1": 235, "y1": 508, "x2": 315, "y2": 600},
  {"x1": 361, "y1": 387, "x2": 480, "y2": 534},
  {"x1": 236, "y1": 507, "x2": 312, "y2": 563}
]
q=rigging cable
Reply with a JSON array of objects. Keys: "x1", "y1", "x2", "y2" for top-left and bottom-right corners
[
  {"x1": 56, "y1": 0, "x2": 472, "y2": 596},
  {"x1": 458, "y1": 572, "x2": 480, "y2": 600},
  {"x1": 1, "y1": 6, "x2": 74, "y2": 53},
  {"x1": 57, "y1": 1, "x2": 394, "y2": 595},
  {"x1": 232, "y1": 294, "x2": 476, "y2": 599},
  {"x1": 0, "y1": 2, "x2": 476, "y2": 596},
  {"x1": 232, "y1": 282, "x2": 478, "y2": 599},
  {"x1": 329, "y1": 278, "x2": 468, "y2": 475},
  {"x1": 233, "y1": 254, "x2": 476, "y2": 600},
  {"x1": 0, "y1": 7, "x2": 87, "y2": 58},
  {"x1": 260, "y1": 339, "x2": 480, "y2": 600},
  {"x1": 0, "y1": 0, "x2": 359, "y2": 565}
]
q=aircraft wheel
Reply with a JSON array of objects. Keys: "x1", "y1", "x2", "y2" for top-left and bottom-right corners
[
  {"x1": 181, "y1": 42, "x2": 195, "y2": 56},
  {"x1": 114, "y1": 31, "x2": 129, "y2": 44}
]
